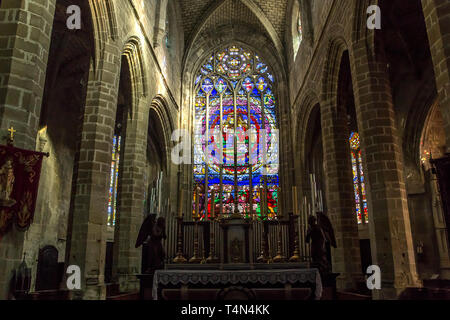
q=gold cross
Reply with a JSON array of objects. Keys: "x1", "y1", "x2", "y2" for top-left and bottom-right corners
[{"x1": 8, "y1": 127, "x2": 16, "y2": 141}]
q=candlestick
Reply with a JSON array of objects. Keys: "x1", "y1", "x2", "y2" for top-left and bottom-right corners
[
  {"x1": 173, "y1": 216, "x2": 187, "y2": 263},
  {"x1": 189, "y1": 220, "x2": 202, "y2": 263},
  {"x1": 289, "y1": 229, "x2": 301, "y2": 263},
  {"x1": 206, "y1": 219, "x2": 219, "y2": 263},
  {"x1": 272, "y1": 224, "x2": 286, "y2": 263},
  {"x1": 257, "y1": 221, "x2": 268, "y2": 263}
]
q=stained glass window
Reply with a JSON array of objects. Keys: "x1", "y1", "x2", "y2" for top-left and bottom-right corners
[
  {"x1": 193, "y1": 46, "x2": 279, "y2": 221},
  {"x1": 297, "y1": 9, "x2": 303, "y2": 44},
  {"x1": 293, "y1": 4, "x2": 303, "y2": 59},
  {"x1": 107, "y1": 135, "x2": 121, "y2": 226},
  {"x1": 349, "y1": 132, "x2": 368, "y2": 224},
  {"x1": 165, "y1": 17, "x2": 170, "y2": 48}
]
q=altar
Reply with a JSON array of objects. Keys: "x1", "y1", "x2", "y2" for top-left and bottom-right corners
[
  {"x1": 137, "y1": 210, "x2": 332, "y2": 300},
  {"x1": 149, "y1": 267, "x2": 322, "y2": 301}
]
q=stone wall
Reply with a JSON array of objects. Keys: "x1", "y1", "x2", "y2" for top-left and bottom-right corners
[
  {"x1": 287, "y1": 0, "x2": 450, "y2": 298},
  {"x1": 0, "y1": 0, "x2": 57, "y2": 299},
  {"x1": 0, "y1": 0, "x2": 182, "y2": 300}
]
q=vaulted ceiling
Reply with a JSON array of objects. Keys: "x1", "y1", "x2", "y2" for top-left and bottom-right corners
[{"x1": 179, "y1": 0, "x2": 289, "y2": 53}]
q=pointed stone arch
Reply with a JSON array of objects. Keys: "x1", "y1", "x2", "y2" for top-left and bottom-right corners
[
  {"x1": 293, "y1": 89, "x2": 321, "y2": 200},
  {"x1": 122, "y1": 36, "x2": 148, "y2": 117},
  {"x1": 321, "y1": 36, "x2": 349, "y2": 106},
  {"x1": 149, "y1": 95, "x2": 176, "y2": 171},
  {"x1": 320, "y1": 36, "x2": 364, "y2": 290},
  {"x1": 295, "y1": 90, "x2": 321, "y2": 163},
  {"x1": 88, "y1": 0, "x2": 119, "y2": 75}
]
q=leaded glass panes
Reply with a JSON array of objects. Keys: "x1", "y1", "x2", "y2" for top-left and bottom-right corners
[
  {"x1": 193, "y1": 46, "x2": 279, "y2": 220},
  {"x1": 349, "y1": 132, "x2": 368, "y2": 224},
  {"x1": 107, "y1": 135, "x2": 121, "y2": 226}
]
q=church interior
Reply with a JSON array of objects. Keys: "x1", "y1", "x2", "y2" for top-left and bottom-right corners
[{"x1": 0, "y1": 0, "x2": 449, "y2": 301}]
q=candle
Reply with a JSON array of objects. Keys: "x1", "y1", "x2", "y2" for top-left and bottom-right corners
[
  {"x1": 303, "y1": 196, "x2": 307, "y2": 216},
  {"x1": 310, "y1": 174, "x2": 315, "y2": 214},
  {"x1": 211, "y1": 190, "x2": 215, "y2": 219},
  {"x1": 292, "y1": 186, "x2": 298, "y2": 215},
  {"x1": 195, "y1": 187, "x2": 200, "y2": 219},
  {"x1": 277, "y1": 186, "x2": 281, "y2": 216},
  {"x1": 319, "y1": 190, "x2": 323, "y2": 212},
  {"x1": 259, "y1": 186, "x2": 264, "y2": 216},
  {"x1": 178, "y1": 189, "x2": 184, "y2": 217}
]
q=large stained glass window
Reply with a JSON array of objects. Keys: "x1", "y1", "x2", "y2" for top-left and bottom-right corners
[
  {"x1": 107, "y1": 135, "x2": 121, "y2": 226},
  {"x1": 349, "y1": 132, "x2": 368, "y2": 224},
  {"x1": 193, "y1": 46, "x2": 279, "y2": 221}
]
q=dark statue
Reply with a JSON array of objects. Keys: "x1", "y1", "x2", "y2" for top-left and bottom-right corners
[
  {"x1": 9, "y1": 255, "x2": 31, "y2": 300},
  {"x1": 306, "y1": 212, "x2": 337, "y2": 275},
  {"x1": 135, "y1": 214, "x2": 167, "y2": 274}
]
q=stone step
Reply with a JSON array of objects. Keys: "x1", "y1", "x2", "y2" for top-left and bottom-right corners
[
  {"x1": 336, "y1": 291, "x2": 371, "y2": 300},
  {"x1": 106, "y1": 292, "x2": 140, "y2": 300},
  {"x1": 399, "y1": 287, "x2": 450, "y2": 300}
]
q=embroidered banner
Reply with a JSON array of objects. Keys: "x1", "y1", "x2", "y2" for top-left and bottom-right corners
[{"x1": 0, "y1": 144, "x2": 46, "y2": 235}]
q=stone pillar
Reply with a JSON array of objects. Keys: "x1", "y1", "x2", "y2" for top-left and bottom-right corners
[
  {"x1": 351, "y1": 42, "x2": 421, "y2": 299},
  {"x1": 422, "y1": 0, "x2": 450, "y2": 153},
  {"x1": 67, "y1": 43, "x2": 120, "y2": 300},
  {"x1": 113, "y1": 97, "x2": 148, "y2": 293},
  {"x1": 321, "y1": 90, "x2": 363, "y2": 291},
  {"x1": 430, "y1": 171, "x2": 450, "y2": 278},
  {"x1": 0, "y1": 0, "x2": 56, "y2": 299}
]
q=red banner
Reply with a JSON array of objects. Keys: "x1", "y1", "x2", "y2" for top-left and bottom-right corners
[{"x1": 0, "y1": 144, "x2": 46, "y2": 235}]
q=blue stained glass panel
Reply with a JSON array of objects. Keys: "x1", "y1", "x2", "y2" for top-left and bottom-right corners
[
  {"x1": 215, "y1": 78, "x2": 227, "y2": 93},
  {"x1": 242, "y1": 77, "x2": 254, "y2": 92},
  {"x1": 202, "y1": 78, "x2": 214, "y2": 93}
]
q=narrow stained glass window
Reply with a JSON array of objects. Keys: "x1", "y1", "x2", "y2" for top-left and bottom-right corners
[
  {"x1": 193, "y1": 46, "x2": 279, "y2": 221},
  {"x1": 349, "y1": 132, "x2": 368, "y2": 224},
  {"x1": 107, "y1": 135, "x2": 121, "y2": 226},
  {"x1": 293, "y1": 3, "x2": 303, "y2": 60},
  {"x1": 297, "y1": 9, "x2": 303, "y2": 44}
]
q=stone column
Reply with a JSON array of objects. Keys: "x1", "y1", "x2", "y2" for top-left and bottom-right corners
[
  {"x1": 113, "y1": 97, "x2": 148, "y2": 293},
  {"x1": 422, "y1": 0, "x2": 450, "y2": 153},
  {"x1": 0, "y1": 0, "x2": 56, "y2": 299},
  {"x1": 67, "y1": 43, "x2": 120, "y2": 300},
  {"x1": 321, "y1": 90, "x2": 363, "y2": 291},
  {"x1": 430, "y1": 171, "x2": 450, "y2": 277},
  {"x1": 351, "y1": 42, "x2": 421, "y2": 299}
]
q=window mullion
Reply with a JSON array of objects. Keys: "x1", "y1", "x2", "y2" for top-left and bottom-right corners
[
  {"x1": 247, "y1": 92, "x2": 253, "y2": 218},
  {"x1": 233, "y1": 89, "x2": 238, "y2": 215},
  {"x1": 205, "y1": 93, "x2": 210, "y2": 220},
  {"x1": 261, "y1": 91, "x2": 267, "y2": 219},
  {"x1": 219, "y1": 93, "x2": 223, "y2": 217}
]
